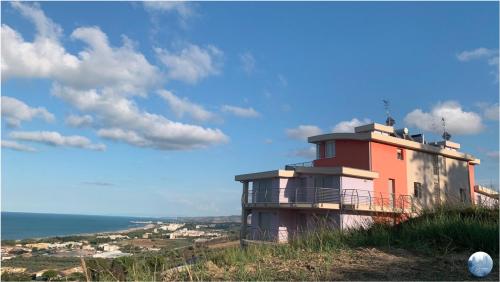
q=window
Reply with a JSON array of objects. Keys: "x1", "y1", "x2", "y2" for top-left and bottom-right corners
[
  {"x1": 325, "y1": 141, "x2": 335, "y2": 158},
  {"x1": 316, "y1": 144, "x2": 321, "y2": 159},
  {"x1": 459, "y1": 188, "x2": 466, "y2": 203},
  {"x1": 414, "y1": 182, "x2": 422, "y2": 199},
  {"x1": 433, "y1": 155, "x2": 439, "y2": 175},
  {"x1": 397, "y1": 149, "x2": 403, "y2": 160}
]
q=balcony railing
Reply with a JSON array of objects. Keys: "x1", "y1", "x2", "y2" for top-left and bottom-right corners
[
  {"x1": 284, "y1": 161, "x2": 314, "y2": 170},
  {"x1": 243, "y1": 187, "x2": 415, "y2": 213},
  {"x1": 247, "y1": 187, "x2": 340, "y2": 204}
]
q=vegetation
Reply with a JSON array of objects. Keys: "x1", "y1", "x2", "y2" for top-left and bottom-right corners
[{"x1": 82, "y1": 206, "x2": 499, "y2": 281}]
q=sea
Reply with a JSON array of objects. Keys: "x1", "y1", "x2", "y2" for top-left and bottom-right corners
[{"x1": 1, "y1": 211, "x2": 157, "y2": 240}]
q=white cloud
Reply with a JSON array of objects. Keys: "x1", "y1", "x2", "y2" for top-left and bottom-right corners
[
  {"x1": 476, "y1": 102, "x2": 499, "y2": 121},
  {"x1": 457, "y1": 48, "x2": 497, "y2": 62},
  {"x1": 9, "y1": 131, "x2": 106, "y2": 151},
  {"x1": 3, "y1": 2, "x2": 228, "y2": 152},
  {"x1": 65, "y1": 114, "x2": 94, "y2": 128},
  {"x1": 221, "y1": 105, "x2": 260, "y2": 118},
  {"x1": 1, "y1": 96, "x2": 55, "y2": 127},
  {"x1": 404, "y1": 101, "x2": 484, "y2": 135},
  {"x1": 2, "y1": 2, "x2": 161, "y2": 94},
  {"x1": 155, "y1": 44, "x2": 223, "y2": 84},
  {"x1": 240, "y1": 52, "x2": 255, "y2": 74},
  {"x1": 289, "y1": 146, "x2": 316, "y2": 159},
  {"x1": 1, "y1": 140, "x2": 37, "y2": 152},
  {"x1": 457, "y1": 47, "x2": 499, "y2": 82},
  {"x1": 286, "y1": 125, "x2": 322, "y2": 140},
  {"x1": 158, "y1": 90, "x2": 215, "y2": 122},
  {"x1": 332, "y1": 118, "x2": 371, "y2": 133},
  {"x1": 142, "y1": 1, "x2": 193, "y2": 19},
  {"x1": 53, "y1": 85, "x2": 229, "y2": 150}
]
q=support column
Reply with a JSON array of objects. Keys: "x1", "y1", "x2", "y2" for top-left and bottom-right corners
[{"x1": 240, "y1": 181, "x2": 249, "y2": 247}]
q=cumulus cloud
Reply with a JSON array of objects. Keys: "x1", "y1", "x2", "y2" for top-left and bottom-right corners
[
  {"x1": 288, "y1": 146, "x2": 316, "y2": 159},
  {"x1": 240, "y1": 52, "x2": 255, "y2": 74},
  {"x1": 332, "y1": 118, "x2": 371, "y2": 133},
  {"x1": 457, "y1": 47, "x2": 499, "y2": 82},
  {"x1": 221, "y1": 105, "x2": 260, "y2": 118},
  {"x1": 1, "y1": 96, "x2": 55, "y2": 127},
  {"x1": 142, "y1": 1, "x2": 193, "y2": 19},
  {"x1": 155, "y1": 44, "x2": 223, "y2": 84},
  {"x1": 404, "y1": 101, "x2": 484, "y2": 135},
  {"x1": 286, "y1": 125, "x2": 322, "y2": 140},
  {"x1": 53, "y1": 85, "x2": 229, "y2": 150},
  {"x1": 3, "y1": 2, "x2": 229, "y2": 151},
  {"x1": 65, "y1": 114, "x2": 94, "y2": 128},
  {"x1": 1, "y1": 140, "x2": 37, "y2": 152},
  {"x1": 457, "y1": 48, "x2": 497, "y2": 62},
  {"x1": 476, "y1": 102, "x2": 499, "y2": 121},
  {"x1": 2, "y1": 2, "x2": 161, "y2": 94},
  {"x1": 158, "y1": 90, "x2": 215, "y2": 122},
  {"x1": 9, "y1": 131, "x2": 106, "y2": 151}
]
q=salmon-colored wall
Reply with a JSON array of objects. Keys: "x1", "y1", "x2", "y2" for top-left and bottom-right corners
[
  {"x1": 370, "y1": 142, "x2": 408, "y2": 198},
  {"x1": 313, "y1": 140, "x2": 370, "y2": 170},
  {"x1": 468, "y1": 164, "x2": 475, "y2": 203}
]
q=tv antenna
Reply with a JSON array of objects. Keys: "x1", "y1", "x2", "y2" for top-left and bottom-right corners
[
  {"x1": 383, "y1": 99, "x2": 395, "y2": 126},
  {"x1": 441, "y1": 117, "x2": 451, "y2": 141}
]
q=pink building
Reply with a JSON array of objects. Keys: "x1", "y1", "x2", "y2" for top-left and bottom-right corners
[{"x1": 235, "y1": 122, "x2": 490, "y2": 244}]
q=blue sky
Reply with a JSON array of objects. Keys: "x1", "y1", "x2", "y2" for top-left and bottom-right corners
[{"x1": 1, "y1": 1, "x2": 498, "y2": 217}]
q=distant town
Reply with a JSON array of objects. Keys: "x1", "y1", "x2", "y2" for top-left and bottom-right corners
[{"x1": 1, "y1": 217, "x2": 240, "y2": 280}]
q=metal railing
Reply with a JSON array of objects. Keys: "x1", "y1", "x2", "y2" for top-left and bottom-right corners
[
  {"x1": 244, "y1": 187, "x2": 415, "y2": 213},
  {"x1": 341, "y1": 189, "x2": 415, "y2": 213},
  {"x1": 248, "y1": 187, "x2": 340, "y2": 204},
  {"x1": 284, "y1": 161, "x2": 314, "y2": 170}
]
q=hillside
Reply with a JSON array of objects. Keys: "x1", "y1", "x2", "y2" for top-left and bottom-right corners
[{"x1": 66, "y1": 207, "x2": 500, "y2": 280}]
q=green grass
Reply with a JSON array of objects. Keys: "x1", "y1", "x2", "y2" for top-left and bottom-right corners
[{"x1": 81, "y1": 206, "x2": 499, "y2": 281}]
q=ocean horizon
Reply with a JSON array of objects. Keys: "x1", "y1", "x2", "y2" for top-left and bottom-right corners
[{"x1": 1, "y1": 211, "x2": 159, "y2": 240}]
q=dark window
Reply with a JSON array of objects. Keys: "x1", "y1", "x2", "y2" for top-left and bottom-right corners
[
  {"x1": 397, "y1": 149, "x2": 403, "y2": 160},
  {"x1": 414, "y1": 182, "x2": 422, "y2": 199},
  {"x1": 460, "y1": 188, "x2": 466, "y2": 203}
]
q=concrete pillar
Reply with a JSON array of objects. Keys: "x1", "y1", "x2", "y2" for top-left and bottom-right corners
[{"x1": 240, "y1": 181, "x2": 249, "y2": 247}]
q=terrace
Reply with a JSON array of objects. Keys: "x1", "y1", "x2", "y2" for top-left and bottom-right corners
[{"x1": 243, "y1": 187, "x2": 416, "y2": 214}]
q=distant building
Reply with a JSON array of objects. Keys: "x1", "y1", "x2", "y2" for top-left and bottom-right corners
[
  {"x1": 236, "y1": 122, "x2": 483, "y2": 243},
  {"x1": 474, "y1": 185, "x2": 499, "y2": 208},
  {"x1": 142, "y1": 233, "x2": 151, "y2": 239}
]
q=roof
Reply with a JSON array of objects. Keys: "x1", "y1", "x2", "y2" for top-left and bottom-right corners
[
  {"x1": 235, "y1": 166, "x2": 378, "y2": 181},
  {"x1": 474, "y1": 185, "x2": 499, "y2": 199},
  {"x1": 308, "y1": 128, "x2": 479, "y2": 164}
]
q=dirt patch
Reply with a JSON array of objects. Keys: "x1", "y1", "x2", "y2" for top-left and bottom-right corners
[{"x1": 207, "y1": 240, "x2": 239, "y2": 249}]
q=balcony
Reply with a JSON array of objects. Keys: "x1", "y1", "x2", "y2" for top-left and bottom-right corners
[{"x1": 243, "y1": 187, "x2": 415, "y2": 214}]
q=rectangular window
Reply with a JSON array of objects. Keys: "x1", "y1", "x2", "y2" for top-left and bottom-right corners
[
  {"x1": 397, "y1": 149, "x2": 403, "y2": 160},
  {"x1": 433, "y1": 155, "x2": 439, "y2": 175},
  {"x1": 316, "y1": 144, "x2": 321, "y2": 159},
  {"x1": 414, "y1": 182, "x2": 422, "y2": 199},
  {"x1": 325, "y1": 141, "x2": 335, "y2": 158},
  {"x1": 459, "y1": 188, "x2": 466, "y2": 203}
]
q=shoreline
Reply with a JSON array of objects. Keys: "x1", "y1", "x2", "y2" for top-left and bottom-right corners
[{"x1": 2, "y1": 223, "x2": 155, "y2": 242}]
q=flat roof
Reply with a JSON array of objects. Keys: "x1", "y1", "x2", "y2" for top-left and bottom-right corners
[
  {"x1": 474, "y1": 185, "x2": 499, "y2": 198},
  {"x1": 308, "y1": 131, "x2": 479, "y2": 164},
  {"x1": 235, "y1": 166, "x2": 378, "y2": 181}
]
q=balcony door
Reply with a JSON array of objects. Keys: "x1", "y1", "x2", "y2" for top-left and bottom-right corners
[
  {"x1": 388, "y1": 179, "x2": 395, "y2": 209},
  {"x1": 254, "y1": 179, "x2": 273, "y2": 203},
  {"x1": 313, "y1": 176, "x2": 339, "y2": 203}
]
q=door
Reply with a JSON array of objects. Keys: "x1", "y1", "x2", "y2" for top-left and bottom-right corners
[{"x1": 388, "y1": 179, "x2": 395, "y2": 209}]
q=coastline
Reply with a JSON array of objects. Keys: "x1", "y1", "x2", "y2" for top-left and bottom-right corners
[{"x1": 2, "y1": 223, "x2": 155, "y2": 242}]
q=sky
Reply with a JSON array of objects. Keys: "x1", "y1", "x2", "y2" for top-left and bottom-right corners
[{"x1": 1, "y1": 1, "x2": 499, "y2": 217}]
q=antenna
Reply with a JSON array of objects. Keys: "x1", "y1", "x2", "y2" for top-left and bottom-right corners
[
  {"x1": 383, "y1": 99, "x2": 395, "y2": 126},
  {"x1": 441, "y1": 117, "x2": 451, "y2": 141}
]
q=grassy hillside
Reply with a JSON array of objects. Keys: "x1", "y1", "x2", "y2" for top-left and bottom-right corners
[{"x1": 85, "y1": 206, "x2": 499, "y2": 281}]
